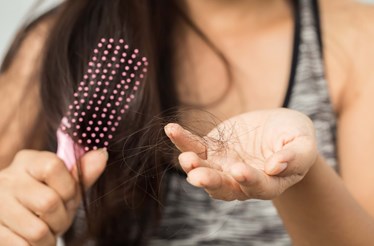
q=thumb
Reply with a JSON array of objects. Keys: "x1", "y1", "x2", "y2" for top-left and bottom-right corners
[
  {"x1": 71, "y1": 148, "x2": 108, "y2": 189},
  {"x1": 264, "y1": 148, "x2": 295, "y2": 176},
  {"x1": 264, "y1": 136, "x2": 316, "y2": 176}
]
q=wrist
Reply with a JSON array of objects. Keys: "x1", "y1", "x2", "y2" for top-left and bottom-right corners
[{"x1": 274, "y1": 153, "x2": 323, "y2": 203}]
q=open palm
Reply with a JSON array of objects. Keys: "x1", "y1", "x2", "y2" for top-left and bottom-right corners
[{"x1": 165, "y1": 108, "x2": 318, "y2": 201}]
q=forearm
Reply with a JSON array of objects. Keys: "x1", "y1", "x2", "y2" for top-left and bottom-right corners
[{"x1": 273, "y1": 155, "x2": 374, "y2": 245}]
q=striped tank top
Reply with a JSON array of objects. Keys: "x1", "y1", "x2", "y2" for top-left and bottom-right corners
[{"x1": 150, "y1": 0, "x2": 338, "y2": 245}]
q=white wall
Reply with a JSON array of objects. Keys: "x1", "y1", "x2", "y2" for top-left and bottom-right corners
[{"x1": 0, "y1": 0, "x2": 60, "y2": 61}]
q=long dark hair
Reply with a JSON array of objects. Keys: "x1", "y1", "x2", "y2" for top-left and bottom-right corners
[
  {"x1": 1, "y1": 0, "x2": 231, "y2": 245},
  {"x1": 42, "y1": 1, "x2": 180, "y2": 245}
]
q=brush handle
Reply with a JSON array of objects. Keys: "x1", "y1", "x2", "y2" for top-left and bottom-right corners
[{"x1": 57, "y1": 128, "x2": 85, "y2": 170}]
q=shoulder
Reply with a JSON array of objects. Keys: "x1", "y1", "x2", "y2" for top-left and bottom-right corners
[
  {"x1": 320, "y1": 0, "x2": 374, "y2": 39},
  {"x1": 318, "y1": 2, "x2": 374, "y2": 208},
  {"x1": 319, "y1": 0, "x2": 374, "y2": 112},
  {"x1": 0, "y1": 14, "x2": 56, "y2": 167}
]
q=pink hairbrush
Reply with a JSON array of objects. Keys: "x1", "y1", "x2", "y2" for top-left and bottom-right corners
[{"x1": 57, "y1": 38, "x2": 148, "y2": 170}]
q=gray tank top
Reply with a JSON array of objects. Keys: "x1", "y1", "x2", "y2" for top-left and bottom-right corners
[{"x1": 150, "y1": 0, "x2": 337, "y2": 245}]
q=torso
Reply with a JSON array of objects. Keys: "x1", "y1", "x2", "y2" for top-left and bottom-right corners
[
  {"x1": 1, "y1": 0, "x2": 373, "y2": 244},
  {"x1": 174, "y1": 0, "x2": 342, "y2": 130},
  {"x1": 150, "y1": 0, "x2": 339, "y2": 244},
  {"x1": 174, "y1": 2, "x2": 293, "y2": 129}
]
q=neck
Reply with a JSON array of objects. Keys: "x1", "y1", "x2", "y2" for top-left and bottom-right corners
[{"x1": 183, "y1": 0, "x2": 291, "y2": 33}]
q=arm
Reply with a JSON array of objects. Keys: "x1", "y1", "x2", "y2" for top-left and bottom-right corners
[
  {"x1": 165, "y1": 28, "x2": 374, "y2": 246},
  {"x1": 0, "y1": 17, "x2": 108, "y2": 245},
  {"x1": 273, "y1": 3, "x2": 374, "y2": 245},
  {"x1": 0, "y1": 19, "x2": 49, "y2": 168},
  {"x1": 166, "y1": 96, "x2": 374, "y2": 245},
  {"x1": 164, "y1": 2, "x2": 374, "y2": 244},
  {"x1": 166, "y1": 103, "x2": 374, "y2": 245},
  {"x1": 273, "y1": 156, "x2": 374, "y2": 245}
]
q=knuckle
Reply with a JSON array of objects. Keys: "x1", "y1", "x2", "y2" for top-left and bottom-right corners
[
  {"x1": 65, "y1": 182, "x2": 78, "y2": 200},
  {"x1": 36, "y1": 191, "x2": 60, "y2": 214},
  {"x1": 0, "y1": 196, "x2": 9, "y2": 213},
  {"x1": 27, "y1": 222, "x2": 50, "y2": 243},
  {"x1": 0, "y1": 172, "x2": 13, "y2": 187},
  {"x1": 0, "y1": 176, "x2": 16, "y2": 205},
  {"x1": 13, "y1": 150, "x2": 34, "y2": 163},
  {"x1": 14, "y1": 149, "x2": 33, "y2": 158},
  {"x1": 42, "y1": 155, "x2": 64, "y2": 177}
]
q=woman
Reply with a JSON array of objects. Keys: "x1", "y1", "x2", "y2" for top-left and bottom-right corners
[{"x1": 0, "y1": 0, "x2": 374, "y2": 245}]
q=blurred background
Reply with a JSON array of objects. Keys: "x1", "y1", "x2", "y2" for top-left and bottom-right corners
[
  {"x1": 0, "y1": 0, "x2": 60, "y2": 60},
  {"x1": 0, "y1": 0, "x2": 374, "y2": 60}
]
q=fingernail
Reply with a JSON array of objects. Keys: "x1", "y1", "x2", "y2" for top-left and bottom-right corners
[
  {"x1": 267, "y1": 162, "x2": 288, "y2": 175},
  {"x1": 164, "y1": 125, "x2": 170, "y2": 133},
  {"x1": 277, "y1": 163, "x2": 288, "y2": 174},
  {"x1": 164, "y1": 124, "x2": 175, "y2": 138}
]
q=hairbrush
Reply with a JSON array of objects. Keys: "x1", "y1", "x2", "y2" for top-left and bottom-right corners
[{"x1": 57, "y1": 38, "x2": 148, "y2": 170}]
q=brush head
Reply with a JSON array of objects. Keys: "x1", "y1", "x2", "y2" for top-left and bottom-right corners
[{"x1": 57, "y1": 38, "x2": 148, "y2": 169}]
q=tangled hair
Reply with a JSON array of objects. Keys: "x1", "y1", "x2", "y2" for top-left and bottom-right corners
[{"x1": 1, "y1": 0, "x2": 232, "y2": 245}]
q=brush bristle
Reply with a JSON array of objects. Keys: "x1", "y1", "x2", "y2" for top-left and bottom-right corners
[{"x1": 60, "y1": 38, "x2": 148, "y2": 152}]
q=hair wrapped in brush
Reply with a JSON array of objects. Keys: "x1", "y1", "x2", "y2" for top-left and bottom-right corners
[{"x1": 40, "y1": 0, "x2": 179, "y2": 245}]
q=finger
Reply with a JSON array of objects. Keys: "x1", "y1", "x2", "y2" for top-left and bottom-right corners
[
  {"x1": 264, "y1": 148, "x2": 294, "y2": 176},
  {"x1": 0, "y1": 198, "x2": 55, "y2": 246},
  {"x1": 58, "y1": 149, "x2": 108, "y2": 215},
  {"x1": 187, "y1": 167, "x2": 245, "y2": 201},
  {"x1": 228, "y1": 162, "x2": 263, "y2": 186},
  {"x1": 265, "y1": 136, "x2": 315, "y2": 176},
  {"x1": 0, "y1": 225, "x2": 29, "y2": 246},
  {"x1": 15, "y1": 178, "x2": 70, "y2": 235},
  {"x1": 23, "y1": 152, "x2": 77, "y2": 203},
  {"x1": 71, "y1": 148, "x2": 108, "y2": 189},
  {"x1": 178, "y1": 152, "x2": 219, "y2": 173},
  {"x1": 229, "y1": 162, "x2": 287, "y2": 199},
  {"x1": 165, "y1": 123, "x2": 207, "y2": 159}
]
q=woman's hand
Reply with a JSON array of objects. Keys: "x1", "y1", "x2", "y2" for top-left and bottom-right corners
[
  {"x1": 0, "y1": 149, "x2": 107, "y2": 246},
  {"x1": 165, "y1": 108, "x2": 318, "y2": 201}
]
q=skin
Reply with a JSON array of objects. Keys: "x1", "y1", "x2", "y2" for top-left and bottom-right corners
[
  {"x1": 165, "y1": 109, "x2": 318, "y2": 199},
  {"x1": 169, "y1": 0, "x2": 374, "y2": 245},
  {"x1": 0, "y1": 0, "x2": 374, "y2": 245},
  {"x1": 0, "y1": 149, "x2": 107, "y2": 246}
]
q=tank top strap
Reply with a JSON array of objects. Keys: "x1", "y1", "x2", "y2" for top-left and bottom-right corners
[{"x1": 288, "y1": 0, "x2": 338, "y2": 168}]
